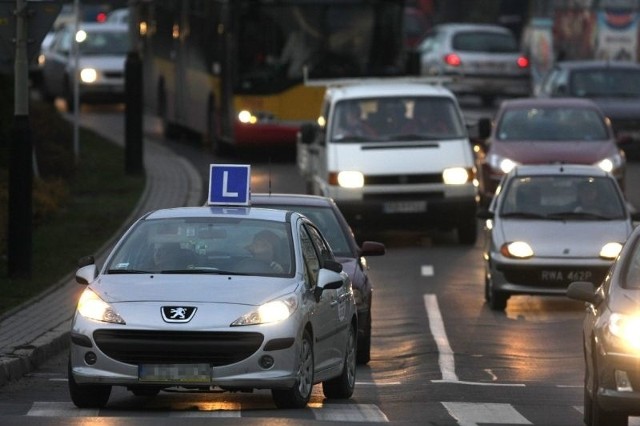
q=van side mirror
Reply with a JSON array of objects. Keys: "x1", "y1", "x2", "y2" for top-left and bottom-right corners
[{"x1": 299, "y1": 122, "x2": 318, "y2": 145}]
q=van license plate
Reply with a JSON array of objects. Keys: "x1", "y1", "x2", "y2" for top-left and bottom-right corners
[
  {"x1": 383, "y1": 201, "x2": 427, "y2": 214},
  {"x1": 139, "y1": 364, "x2": 211, "y2": 383}
]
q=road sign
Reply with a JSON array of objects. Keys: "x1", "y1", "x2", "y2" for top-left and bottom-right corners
[
  {"x1": 208, "y1": 164, "x2": 251, "y2": 206},
  {"x1": 0, "y1": 0, "x2": 62, "y2": 73}
]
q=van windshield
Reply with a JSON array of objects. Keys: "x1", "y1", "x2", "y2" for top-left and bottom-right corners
[{"x1": 330, "y1": 97, "x2": 467, "y2": 142}]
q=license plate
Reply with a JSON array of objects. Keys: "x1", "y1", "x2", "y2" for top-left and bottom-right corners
[
  {"x1": 139, "y1": 364, "x2": 211, "y2": 383},
  {"x1": 541, "y1": 270, "x2": 592, "y2": 282},
  {"x1": 383, "y1": 201, "x2": 427, "y2": 214}
]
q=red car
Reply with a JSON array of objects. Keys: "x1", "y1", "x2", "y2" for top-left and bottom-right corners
[{"x1": 475, "y1": 97, "x2": 626, "y2": 206}]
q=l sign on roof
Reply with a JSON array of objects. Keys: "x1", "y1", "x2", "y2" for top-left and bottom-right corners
[{"x1": 208, "y1": 164, "x2": 251, "y2": 206}]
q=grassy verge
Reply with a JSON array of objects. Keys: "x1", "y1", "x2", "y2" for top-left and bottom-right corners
[{"x1": 0, "y1": 103, "x2": 145, "y2": 317}]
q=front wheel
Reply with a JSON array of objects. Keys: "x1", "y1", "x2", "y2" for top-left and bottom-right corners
[
  {"x1": 272, "y1": 329, "x2": 314, "y2": 408},
  {"x1": 323, "y1": 324, "x2": 356, "y2": 399},
  {"x1": 68, "y1": 359, "x2": 111, "y2": 408},
  {"x1": 485, "y1": 274, "x2": 508, "y2": 311}
]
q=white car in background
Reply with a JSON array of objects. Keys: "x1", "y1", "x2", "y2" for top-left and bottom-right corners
[{"x1": 39, "y1": 22, "x2": 129, "y2": 111}]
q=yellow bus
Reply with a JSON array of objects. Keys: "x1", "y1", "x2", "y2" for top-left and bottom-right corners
[{"x1": 137, "y1": 0, "x2": 410, "y2": 154}]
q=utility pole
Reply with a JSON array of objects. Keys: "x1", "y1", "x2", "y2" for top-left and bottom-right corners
[
  {"x1": 7, "y1": 0, "x2": 31, "y2": 277},
  {"x1": 125, "y1": 0, "x2": 143, "y2": 175}
]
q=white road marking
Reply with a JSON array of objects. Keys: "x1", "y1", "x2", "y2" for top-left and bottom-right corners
[
  {"x1": 27, "y1": 401, "x2": 98, "y2": 417},
  {"x1": 309, "y1": 403, "x2": 389, "y2": 422},
  {"x1": 421, "y1": 265, "x2": 434, "y2": 276},
  {"x1": 424, "y1": 294, "x2": 458, "y2": 382},
  {"x1": 442, "y1": 402, "x2": 532, "y2": 426}
]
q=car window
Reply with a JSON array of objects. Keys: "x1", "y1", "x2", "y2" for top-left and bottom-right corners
[
  {"x1": 300, "y1": 224, "x2": 320, "y2": 287},
  {"x1": 105, "y1": 217, "x2": 294, "y2": 277},
  {"x1": 570, "y1": 68, "x2": 640, "y2": 98},
  {"x1": 500, "y1": 175, "x2": 626, "y2": 219},
  {"x1": 79, "y1": 30, "x2": 129, "y2": 55},
  {"x1": 452, "y1": 31, "x2": 518, "y2": 53},
  {"x1": 496, "y1": 106, "x2": 608, "y2": 141}
]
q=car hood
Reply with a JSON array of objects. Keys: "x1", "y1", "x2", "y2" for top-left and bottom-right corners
[
  {"x1": 91, "y1": 274, "x2": 298, "y2": 306},
  {"x1": 78, "y1": 55, "x2": 126, "y2": 70},
  {"x1": 491, "y1": 140, "x2": 618, "y2": 164},
  {"x1": 607, "y1": 287, "x2": 640, "y2": 313},
  {"x1": 589, "y1": 98, "x2": 640, "y2": 120},
  {"x1": 496, "y1": 219, "x2": 631, "y2": 257}
]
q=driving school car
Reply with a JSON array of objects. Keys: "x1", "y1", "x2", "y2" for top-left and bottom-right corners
[{"x1": 68, "y1": 165, "x2": 357, "y2": 409}]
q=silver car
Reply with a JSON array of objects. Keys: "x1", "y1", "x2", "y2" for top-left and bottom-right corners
[
  {"x1": 68, "y1": 206, "x2": 357, "y2": 409},
  {"x1": 418, "y1": 23, "x2": 531, "y2": 106},
  {"x1": 40, "y1": 22, "x2": 129, "y2": 111},
  {"x1": 479, "y1": 164, "x2": 638, "y2": 311}
]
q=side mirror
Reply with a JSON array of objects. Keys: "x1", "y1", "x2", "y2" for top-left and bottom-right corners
[
  {"x1": 76, "y1": 264, "x2": 98, "y2": 285},
  {"x1": 477, "y1": 118, "x2": 492, "y2": 140},
  {"x1": 566, "y1": 281, "x2": 601, "y2": 305},
  {"x1": 314, "y1": 267, "x2": 346, "y2": 301},
  {"x1": 359, "y1": 241, "x2": 386, "y2": 257},
  {"x1": 299, "y1": 122, "x2": 318, "y2": 145}
]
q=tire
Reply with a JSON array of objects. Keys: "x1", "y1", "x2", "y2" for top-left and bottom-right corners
[
  {"x1": 590, "y1": 352, "x2": 628, "y2": 426},
  {"x1": 272, "y1": 329, "x2": 314, "y2": 408},
  {"x1": 322, "y1": 324, "x2": 356, "y2": 399},
  {"x1": 356, "y1": 309, "x2": 371, "y2": 365},
  {"x1": 457, "y1": 214, "x2": 478, "y2": 245},
  {"x1": 67, "y1": 359, "x2": 111, "y2": 408},
  {"x1": 485, "y1": 274, "x2": 508, "y2": 311}
]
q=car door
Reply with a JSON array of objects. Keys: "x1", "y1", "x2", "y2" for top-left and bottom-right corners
[{"x1": 299, "y1": 221, "x2": 341, "y2": 371}]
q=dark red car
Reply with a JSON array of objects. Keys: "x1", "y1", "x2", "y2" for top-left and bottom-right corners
[{"x1": 475, "y1": 97, "x2": 626, "y2": 206}]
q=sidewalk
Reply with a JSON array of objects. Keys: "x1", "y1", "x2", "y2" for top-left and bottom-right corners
[{"x1": 0, "y1": 114, "x2": 204, "y2": 385}]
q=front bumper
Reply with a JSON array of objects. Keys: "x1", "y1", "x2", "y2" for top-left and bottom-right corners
[{"x1": 595, "y1": 351, "x2": 640, "y2": 415}]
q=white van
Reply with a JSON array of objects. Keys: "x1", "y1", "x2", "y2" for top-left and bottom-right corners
[{"x1": 297, "y1": 82, "x2": 478, "y2": 244}]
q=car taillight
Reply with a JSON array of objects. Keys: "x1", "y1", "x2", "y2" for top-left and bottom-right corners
[
  {"x1": 444, "y1": 53, "x2": 461, "y2": 67},
  {"x1": 516, "y1": 56, "x2": 529, "y2": 68}
]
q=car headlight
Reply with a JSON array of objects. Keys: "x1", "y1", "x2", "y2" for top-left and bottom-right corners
[
  {"x1": 336, "y1": 171, "x2": 364, "y2": 188},
  {"x1": 488, "y1": 154, "x2": 519, "y2": 174},
  {"x1": 442, "y1": 167, "x2": 471, "y2": 185},
  {"x1": 608, "y1": 313, "x2": 640, "y2": 351},
  {"x1": 595, "y1": 155, "x2": 623, "y2": 173},
  {"x1": 231, "y1": 295, "x2": 298, "y2": 326},
  {"x1": 600, "y1": 242, "x2": 623, "y2": 260},
  {"x1": 80, "y1": 68, "x2": 98, "y2": 83},
  {"x1": 77, "y1": 288, "x2": 125, "y2": 324},
  {"x1": 500, "y1": 241, "x2": 533, "y2": 259}
]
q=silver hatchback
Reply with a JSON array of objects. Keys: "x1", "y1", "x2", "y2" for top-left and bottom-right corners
[{"x1": 418, "y1": 23, "x2": 531, "y2": 106}]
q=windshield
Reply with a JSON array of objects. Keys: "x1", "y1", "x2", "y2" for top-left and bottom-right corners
[
  {"x1": 254, "y1": 204, "x2": 352, "y2": 257},
  {"x1": 78, "y1": 30, "x2": 129, "y2": 55},
  {"x1": 330, "y1": 96, "x2": 466, "y2": 142},
  {"x1": 499, "y1": 175, "x2": 626, "y2": 220},
  {"x1": 105, "y1": 218, "x2": 294, "y2": 277},
  {"x1": 234, "y1": 1, "x2": 404, "y2": 93},
  {"x1": 570, "y1": 68, "x2": 640, "y2": 98},
  {"x1": 496, "y1": 106, "x2": 608, "y2": 141}
]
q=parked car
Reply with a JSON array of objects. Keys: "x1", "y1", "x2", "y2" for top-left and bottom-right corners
[
  {"x1": 417, "y1": 23, "x2": 531, "y2": 106},
  {"x1": 39, "y1": 22, "x2": 129, "y2": 111},
  {"x1": 536, "y1": 60, "x2": 640, "y2": 160},
  {"x1": 567, "y1": 218, "x2": 640, "y2": 426},
  {"x1": 68, "y1": 205, "x2": 357, "y2": 409},
  {"x1": 297, "y1": 81, "x2": 479, "y2": 244},
  {"x1": 475, "y1": 97, "x2": 626, "y2": 206},
  {"x1": 479, "y1": 164, "x2": 638, "y2": 311},
  {"x1": 251, "y1": 193, "x2": 385, "y2": 365}
]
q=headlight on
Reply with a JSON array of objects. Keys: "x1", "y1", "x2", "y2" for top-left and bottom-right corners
[
  {"x1": 337, "y1": 171, "x2": 364, "y2": 188},
  {"x1": 238, "y1": 110, "x2": 257, "y2": 124},
  {"x1": 600, "y1": 242, "x2": 623, "y2": 260},
  {"x1": 231, "y1": 295, "x2": 298, "y2": 326},
  {"x1": 596, "y1": 155, "x2": 623, "y2": 173},
  {"x1": 77, "y1": 289, "x2": 125, "y2": 324},
  {"x1": 442, "y1": 167, "x2": 470, "y2": 185},
  {"x1": 80, "y1": 68, "x2": 97, "y2": 83},
  {"x1": 489, "y1": 154, "x2": 519, "y2": 174},
  {"x1": 608, "y1": 313, "x2": 640, "y2": 351},
  {"x1": 500, "y1": 241, "x2": 533, "y2": 259}
]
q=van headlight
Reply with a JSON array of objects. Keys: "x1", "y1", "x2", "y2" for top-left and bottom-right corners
[
  {"x1": 336, "y1": 171, "x2": 364, "y2": 188},
  {"x1": 443, "y1": 167, "x2": 471, "y2": 185},
  {"x1": 80, "y1": 68, "x2": 98, "y2": 83}
]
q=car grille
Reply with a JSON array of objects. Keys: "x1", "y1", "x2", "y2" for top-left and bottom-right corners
[
  {"x1": 364, "y1": 173, "x2": 443, "y2": 185},
  {"x1": 363, "y1": 191, "x2": 444, "y2": 201},
  {"x1": 93, "y1": 330, "x2": 264, "y2": 366},
  {"x1": 500, "y1": 265, "x2": 610, "y2": 288}
]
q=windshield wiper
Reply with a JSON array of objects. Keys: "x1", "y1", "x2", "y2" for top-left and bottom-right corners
[
  {"x1": 500, "y1": 212, "x2": 548, "y2": 219},
  {"x1": 107, "y1": 269, "x2": 153, "y2": 274}
]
